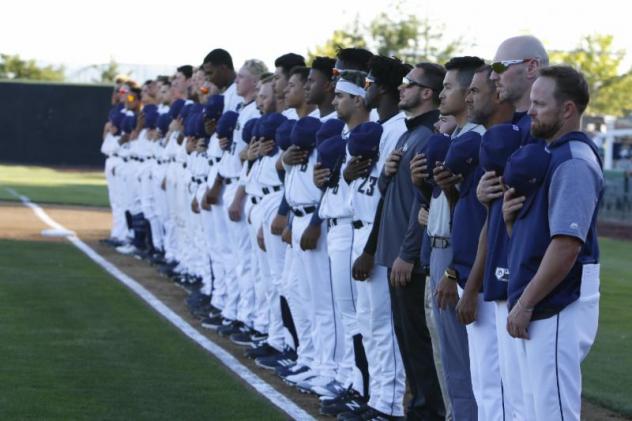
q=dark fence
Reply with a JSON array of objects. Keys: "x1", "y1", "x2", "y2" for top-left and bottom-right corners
[{"x1": 0, "y1": 81, "x2": 112, "y2": 167}]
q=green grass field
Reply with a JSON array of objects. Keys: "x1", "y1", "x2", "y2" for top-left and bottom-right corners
[
  {"x1": 582, "y1": 237, "x2": 632, "y2": 415},
  {"x1": 0, "y1": 164, "x2": 108, "y2": 207},
  {"x1": 0, "y1": 239, "x2": 283, "y2": 420},
  {"x1": 1, "y1": 164, "x2": 631, "y2": 417}
]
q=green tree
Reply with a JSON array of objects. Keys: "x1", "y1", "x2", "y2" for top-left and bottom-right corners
[
  {"x1": 307, "y1": 17, "x2": 367, "y2": 64},
  {"x1": 368, "y1": 9, "x2": 466, "y2": 64},
  {"x1": 96, "y1": 58, "x2": 120, "y2": 83},
  {"x1": 0, "y1": 53, "x2": 65, "y2": 81},
  {"x1": 550, "y1": 34, "x2": 632, "y2": 117}
]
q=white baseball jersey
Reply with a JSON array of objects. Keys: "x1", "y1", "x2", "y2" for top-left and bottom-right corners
[
  {"x1": 284, "y1": 150, "x2": 321, "y2": 208},
  {"x1": 349, "y1": 113, "x2": 407, "y2": 223},
  {"x1": 218, "y1": 101, "x2": 260, "y2": 179},
  {"x1": 282, "y1": 108, "x2": 299, "y2": 120},
  {"x1": 318, "y1": 123, "x2": 349, "y2": 219},
  {"x1": 223, "y1": 82, "x2": 243, "y2": 113},
  {"x1": 320, "y1": 111, "x2": 338, "y2": 122}
]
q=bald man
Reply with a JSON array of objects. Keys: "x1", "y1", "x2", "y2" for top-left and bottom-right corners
[{"x1": 476, "y1": 35, "x2": 549, "y2": 420}]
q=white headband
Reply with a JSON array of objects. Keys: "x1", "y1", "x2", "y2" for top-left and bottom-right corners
[{"x1": 335, "y1": 79, "x2": 366, "y2": 98}]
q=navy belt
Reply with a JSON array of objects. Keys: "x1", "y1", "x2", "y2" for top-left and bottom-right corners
[
  {"x1": 262, "y1": 185, "x2": 281, "y2": 195},
  {"x1": 429, "y1": 236, "x2": 450, "y2": 249},
  {"x1": 352, "y1": 220, "x2": 367, "y2": 230},
  {"x1": 224, "y1": 177, "x2": 239, "y2": 185},
  {"x1": 292, "y1": 206, "x2": 316, "y2": 217},
  {"x1": 251, "y1": 196, "x2": 261, "y2": 205}
]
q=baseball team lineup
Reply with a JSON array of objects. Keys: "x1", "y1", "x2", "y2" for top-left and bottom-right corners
[{"x1": 99, "y1": 34, "x2": 602, "y2": 421}]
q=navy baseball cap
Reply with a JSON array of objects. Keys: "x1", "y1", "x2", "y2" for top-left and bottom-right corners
[
  {"x1": 242, "y1": 118, "x2": 259, "y2": 144},
  {"x1": 121, "y1": 114, "x2": 137, "y2": 135},
  {"x1": 479, "y1": 123, "x2": 522, "y2": 175},
  {"x1": 348, "y1": 122, "x2": 383, "y2": 160},
  {"x1": 203, "y1": 95, "x2": 224, "y2": 121},
  {"x1": 317, "y1": 135, "x2": 347, "y2": 174},
  {"x1": 259, "y1": 112, "x2": 288, "y2": 140},
  {"x1": 111, "y1": 110, "x2": 125, "y2": 133},
  {"x1": 291, "y1": 116, "x2": 323, "y2": 151},
  {"x1": 425, "y1": 133, "x2": 452, "y2": 170},
  {"x1": 178, "y1": 102, "x2": 193, "y2": 121},
  {"x1": 503, "y1": 142, "x2": 551, "y2": 197},
  {"x1": 142, "y1": 104, "x2": 158, "y2": 114},
  {"x1": 275, "y1": 119, "x2": 297, "y2": 151},
  {"x1": 157, "y1": 113, "x2": 172, "y2": 135},
  {"x1": 183, "y1": 113, "x2": 195, "y2": 137},
  {"x1": 168, "y1": 99, "x2": 185, "y2": 119},
  {"x1": 444, "y1": 131, "x2": 482, "y2": 176},
  {"x1": 316, "y1": 118, "x2": 345, "y2": 147},
  {"x1": 194, "y1": 112, "x2": 207, "y2": 138},
  {"x1": 143, "y1": 108, "x2": 159, "y2": 130},
  {"x1": 216, "y1": 111, "x2": 239, "y2": 140}
]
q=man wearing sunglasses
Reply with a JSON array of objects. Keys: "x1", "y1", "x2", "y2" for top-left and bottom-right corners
[
  {"x1": 477, "y1": 36, "x2": 549, "y2": 419},
  {"x1": 351, "y1": 61, "x2": 446, "y2": 421}
]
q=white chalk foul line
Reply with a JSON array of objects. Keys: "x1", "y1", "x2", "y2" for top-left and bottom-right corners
[{"x1": 6, "y1": 188, "x2": 314, "y2": 421}]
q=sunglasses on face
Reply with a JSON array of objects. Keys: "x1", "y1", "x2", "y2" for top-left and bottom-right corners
[
  {"x1": 400, "y1": 76, "x2": 433, "y2": 90},
  {"x1": 491, "y1": 58, "x2": 531, "y2": 74}
]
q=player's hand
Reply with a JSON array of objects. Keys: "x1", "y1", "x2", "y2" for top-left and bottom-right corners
[
  {"x1": 201, "y1": 188, "x2": 211, "y2": 210},
  {"x1": 410, "y1": 153, "x2": 429, "y2": 187},
  {"x1": 206, "y1": 180, "x2": 223, "y2": 205},
  {"x1": 246, "y1": 141, "x2": 260, "y2": 161},
  {"x1": 417, "y1": 206, "x2": 429, "y2": 226},
  {"x1": 191, "y1": 197, "x2": 200, "y2": 214},
  {"x1": 352, "y1": 252, "x2": 374, "y2": 281},
  {"x1": 219, "y1": 137, "x2": 231, "y2": 151},
  {"x1": 313, "y1": 163, "x2": 331, "y2": 188},
  {"x1": 204, "y1": 118, "x2": 217, "y2": 136},
  {"x1": 257, "y1": 225, "x2": 266, "y2": 252},
  {"x1": 389, "y1": 257, "x2": 414, "y2": 287},
  {"x1": 477, "y1": 171, "x2": 503, "y2": 207},
  {"x1": 259, "y1": 139, "x2": 275, "y2": 157},
  {"x1": 502, "y1": 188, "x2": 525, "y2": 227},
  {"x1": 435, "y1": 275, "x2": 458, "y2": 310},
  {"x1": 433, "y1": 164, "x2": 462, "y2": 191},
  {"x1": 282, "y1": 145, "x2": 308, "y2": 166},
  {"x1": 456, "y1": 289, "x2": 478, "y2": 324},
  {"x1": 343, "y1": 156, "x2": 372, "y2": 183},
  {"x1": 384, "y1": 149, "x2": 403, "y2": 176},
  {"x1": 300, "y1": 224, "x2": 321, "y2": 251},
  {"x1": 228, "y1": 197, "x2": 242, "y2": 221},
  {"x1": 281, "y1": 226, "x2": 292, "y2": 245},
  {"x1": 271, "y1": 214, "x2": 288, "y2": 235},
  {"x1": 507, "y1": 300, "x2": 532, "y2": 339}
]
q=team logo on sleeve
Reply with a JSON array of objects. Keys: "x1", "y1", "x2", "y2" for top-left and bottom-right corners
[{"x1": 495, "y1": 267, "x2": 509, "y2": 282}]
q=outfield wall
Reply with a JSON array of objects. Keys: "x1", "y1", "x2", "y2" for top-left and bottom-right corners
[{"x1": 0, "y1": 81, "x2": 111, "y2": 167}]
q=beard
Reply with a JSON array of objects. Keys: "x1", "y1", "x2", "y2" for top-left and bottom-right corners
[{"x1": 530, "y1": 116, "x2": 563, "y2": 140}]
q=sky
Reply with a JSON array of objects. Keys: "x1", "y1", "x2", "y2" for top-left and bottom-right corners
[{"x1": 3, "y1": 0, "x2": 632, "y2": 80}]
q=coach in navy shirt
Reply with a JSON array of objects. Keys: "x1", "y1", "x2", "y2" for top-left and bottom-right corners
[{"x1": 502, "y1": 66, "x2": 602, "y2": 421}]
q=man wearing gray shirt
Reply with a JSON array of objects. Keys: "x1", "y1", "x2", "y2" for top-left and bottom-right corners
[{"x1": 356, "y1": 62, "x2": 446, "y2": 420}]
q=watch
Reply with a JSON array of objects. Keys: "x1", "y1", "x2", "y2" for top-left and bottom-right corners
[{"x1": 444, "y1": 268, "x2": 458, "y2": 281}]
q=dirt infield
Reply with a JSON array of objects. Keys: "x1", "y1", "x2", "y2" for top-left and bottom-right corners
[{"x1": 0, "y1": 200, "x2": 628, "y2": 421}]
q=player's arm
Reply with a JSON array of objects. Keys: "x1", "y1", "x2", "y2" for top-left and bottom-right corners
[{"x1": 456, "y1": 218, "x2": 488, "y2": 324}]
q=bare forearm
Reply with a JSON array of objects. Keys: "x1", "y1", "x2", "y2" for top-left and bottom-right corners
[{"x1": 519, "y1": 236, "x2": 582, "y2": 308}]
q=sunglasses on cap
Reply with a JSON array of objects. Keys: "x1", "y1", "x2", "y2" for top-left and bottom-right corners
[
  {"x1": 491, "y1": 58, "x2": 531, "y2": 74},
  {"x1": 364, "y1": 75, "x2": 376, "y2": 90},
  {"x1": 400, "y1": 76, "x2": 433, "y2": 90},
  {"x1": 336, "y1": 69, "x2": 367, "y2": 86}
]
